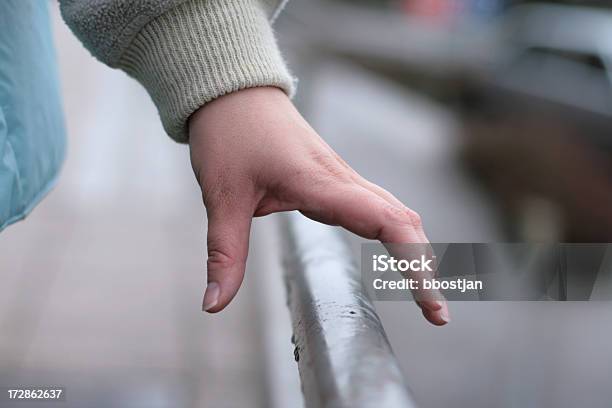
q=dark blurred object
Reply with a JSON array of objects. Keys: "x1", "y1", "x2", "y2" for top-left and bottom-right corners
[
  {"x1": 461, "y1": 3, "x2": 612, "y2": 242},
  {"x1": 283, "y1": 0, "x2": 612, "y2": 241}
]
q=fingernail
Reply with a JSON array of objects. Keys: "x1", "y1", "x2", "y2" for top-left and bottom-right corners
[
  {"x1": 203, "y1": 282, "x2": 220, "y2": 312},
  {"x1": 440, "y1": 307, "x2": 451, "y2": 324}
]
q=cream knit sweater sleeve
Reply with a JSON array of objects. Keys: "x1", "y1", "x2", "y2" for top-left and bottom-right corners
[{"x1": 60, "y1": 0, "x2": 294, "y2": 142}]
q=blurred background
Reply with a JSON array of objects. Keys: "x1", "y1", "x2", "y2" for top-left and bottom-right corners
[{"x1": 1, "y1": 0, "x2": 611, "y2": 407}]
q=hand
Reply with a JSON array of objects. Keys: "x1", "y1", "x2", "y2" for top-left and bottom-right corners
[{"x1": 189, "y1": 87, "x2": 450, "y2": 325}]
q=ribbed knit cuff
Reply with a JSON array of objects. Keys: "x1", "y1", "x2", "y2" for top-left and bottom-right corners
[{"x1": 118, "y1": 0, "x2": 295, "y2": 143}]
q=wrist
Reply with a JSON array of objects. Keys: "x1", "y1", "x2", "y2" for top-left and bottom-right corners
[{"x1": 189, "y1": 86, "x2": 292, "y2": 143}]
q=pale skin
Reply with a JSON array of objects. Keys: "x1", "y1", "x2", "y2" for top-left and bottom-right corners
[{"x1": 189, "y1": 86, "x2": 450, "y2": 326}]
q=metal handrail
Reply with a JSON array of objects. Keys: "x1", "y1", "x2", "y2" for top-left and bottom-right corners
[{"x1": 282, "y1": 212, "x2": 417, "y2": 408}]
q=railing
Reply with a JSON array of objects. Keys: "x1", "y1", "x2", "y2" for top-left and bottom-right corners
[{"x1": 282, "y1": 212, "x2": 418, "y2": 408}]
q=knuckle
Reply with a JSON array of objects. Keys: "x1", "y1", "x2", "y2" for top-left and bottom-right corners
[
  {"x1": 310, "y1": 150, "x2": 351, "y2": 182},
  {"x1": 283, "y1": 164, "x2": 351, "y2": 200},
  {"x1": 383, "y1": 204, "x2": 423, "y2": 228},
  {"x1": 207, "y1": 248, "x2": 237, "y2": 270},
  {"x1": 405, "y1": 209, "x2": 423, "y2": 228}
]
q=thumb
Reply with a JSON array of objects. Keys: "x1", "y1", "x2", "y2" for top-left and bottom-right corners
[{"x1": 202, "y1": 200, "x2": 253, "y2": 313}]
